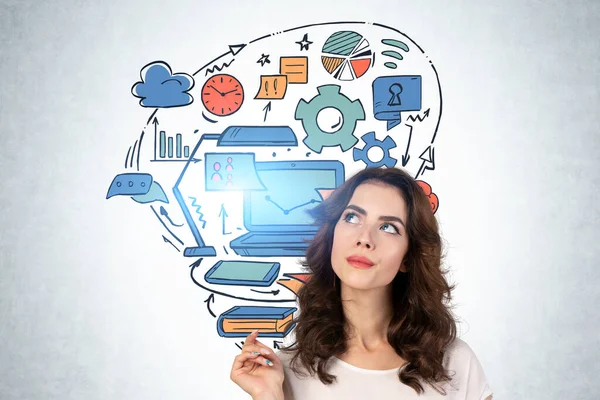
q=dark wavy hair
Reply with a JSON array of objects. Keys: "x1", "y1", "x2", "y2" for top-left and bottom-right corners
[{"x1": 279, "y1": 167, "x2": 458, "y2": 395}]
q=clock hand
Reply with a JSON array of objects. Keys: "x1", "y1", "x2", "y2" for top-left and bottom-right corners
[
  {"x1": 208, "y1": 85, "x2": 225, "y2": 95},
  {"x1": 222, "y1": 88, "x2": 239, "y2": 95}
]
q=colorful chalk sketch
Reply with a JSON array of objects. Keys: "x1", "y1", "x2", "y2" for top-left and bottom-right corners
[{"x1": 106, "y1": 21, "x2": 443, "y2": 345}]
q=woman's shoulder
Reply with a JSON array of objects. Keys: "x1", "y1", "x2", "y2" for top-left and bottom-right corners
[
  {"x1": 446, "y1": 337, "x2": 478, "y2": 359},
  {"x1": 443, "y1": 337, "x2": 483, "y2": 370},
  {"x1": 445, "y1": 337, "x2": 488, "y2": 363},
  {"x1": 443, "y1": 338, "x2": 494, "y2": 398}
]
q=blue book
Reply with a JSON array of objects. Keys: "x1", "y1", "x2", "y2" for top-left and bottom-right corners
[{"x1": 217, "y1": 306, "x2": 297, "y2": 338}]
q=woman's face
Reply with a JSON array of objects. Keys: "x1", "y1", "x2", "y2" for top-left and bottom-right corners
[{"x1": 331, "y1": 181, "x2": 409, "y2": 291}]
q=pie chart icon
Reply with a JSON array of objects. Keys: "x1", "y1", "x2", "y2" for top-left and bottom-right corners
[{"x1": 321, "y1": 31, "x2": 374, "y2": 81}]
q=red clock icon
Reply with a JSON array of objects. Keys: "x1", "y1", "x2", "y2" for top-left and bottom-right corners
[{"x1": 201, "y1": 74, "x2": 244, "y2": 116}]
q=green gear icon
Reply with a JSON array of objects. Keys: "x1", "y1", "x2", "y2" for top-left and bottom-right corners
[{"x1": 294, "y1": 85, "x2": 366, "y2": 153}]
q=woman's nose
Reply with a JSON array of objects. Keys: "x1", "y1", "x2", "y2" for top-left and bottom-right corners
[{"x1": 355, "y1": 226, "x2": 375, "y2": 249}]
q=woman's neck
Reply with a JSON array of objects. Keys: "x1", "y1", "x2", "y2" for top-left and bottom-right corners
[{"x1": 340, "y1": 284, "x2": 394, "y2": 352}]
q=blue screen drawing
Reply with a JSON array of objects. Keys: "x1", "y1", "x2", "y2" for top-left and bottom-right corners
[{"x1": 230, "y1": 160, "x2": 345, "y2": 257}]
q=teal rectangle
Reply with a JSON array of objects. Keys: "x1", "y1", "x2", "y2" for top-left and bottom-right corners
[
  {"x1": 208, "y1": 261, "x2": 276, "y2": 281},
  {"x1": 176, "y1": 134, "x2": 182, "y2": 158},
  {"x1": 205, "y1": 261, "x2": 280, "y2": 286},
  {"x1": 159, "y1": 131, "x2": 166, "y2": 158}
]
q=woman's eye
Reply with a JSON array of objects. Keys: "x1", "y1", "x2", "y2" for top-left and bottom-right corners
[
  {"x1": 381, "y1": 223, "x2": 399, "y2": 234},
  {"x1": 343, "y1": 213, "x2": 359, "y2": 224}
]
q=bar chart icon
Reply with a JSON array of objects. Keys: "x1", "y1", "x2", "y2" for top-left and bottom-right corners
[{"x1": 154, "y1": 130, "x2": 191, "y2": 162}]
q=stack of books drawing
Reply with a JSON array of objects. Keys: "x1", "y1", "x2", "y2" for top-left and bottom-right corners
[{"x1": 204, "y1": 260, "x2": 309, "y2": 337}]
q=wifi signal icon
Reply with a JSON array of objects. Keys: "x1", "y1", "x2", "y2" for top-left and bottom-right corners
[{"x1": 380, "y1": 39, "x2": 409, "y2": 69}]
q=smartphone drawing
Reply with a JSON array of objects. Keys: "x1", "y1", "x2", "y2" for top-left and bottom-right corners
[{"x1": 204, "y1": 260, "x2": 280, "y2": 286}]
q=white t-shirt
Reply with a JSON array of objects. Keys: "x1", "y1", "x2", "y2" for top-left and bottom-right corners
[{"x1": 276, "y1": 338, "x2": 493, "y2": 400}]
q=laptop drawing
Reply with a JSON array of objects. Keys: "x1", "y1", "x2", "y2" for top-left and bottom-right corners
[{"x1": 230, "y1": 160, "x2": 345, "y2": 257}]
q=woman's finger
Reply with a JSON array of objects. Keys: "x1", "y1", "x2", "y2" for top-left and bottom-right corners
[
  {"x1": 253, "y1": 338, "x2": 272, "y2": 349},
  {"x1": 242, "y1": 344, "x2": 273, "y2": 357},
  {"x1": 232, "y1": 352, "x2": 274, "y2": 377},
  {"x1": 242, "y1": 330, "x2": 260, "y2": 348},
  {"x1": 250, "y1": 354, "x2": 274, "y2": 367},
  {"x1": 232, "y1": 351, "x2": 261, "y2": 372},
  {"x1": 242, "y1": 331, "x2": 273, "y2": 353}
]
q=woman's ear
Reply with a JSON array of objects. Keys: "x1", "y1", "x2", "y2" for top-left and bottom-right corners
[{"x1": 399, "y1": 261, "x2": 407, "y2": 273}]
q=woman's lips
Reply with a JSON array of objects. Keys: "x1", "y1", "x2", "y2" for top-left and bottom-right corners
[{"x1": 346, "y1": 255, "x2": 375, "y2": 269}]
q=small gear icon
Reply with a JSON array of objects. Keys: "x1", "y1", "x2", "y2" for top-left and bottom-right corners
[
  {"x1": 295, "y1": 85, "x2": 365, "y2": 153},
  {"x1": 353, "y1": 131, "x2": 398, "y2": 168}
]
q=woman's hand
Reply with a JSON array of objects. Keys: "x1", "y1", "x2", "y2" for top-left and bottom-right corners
[{"x1": 230, "y1": 330, "x2": 285, "y2": 399}]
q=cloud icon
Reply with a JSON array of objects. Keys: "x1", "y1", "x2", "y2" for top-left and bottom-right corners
[{"x1": 131, "y1": 61, "x2": 195, "y2": 108}]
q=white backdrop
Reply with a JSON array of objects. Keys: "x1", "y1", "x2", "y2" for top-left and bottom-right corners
[{"x1": 1, "y1": 1, "x2": 599, "y2": 399}]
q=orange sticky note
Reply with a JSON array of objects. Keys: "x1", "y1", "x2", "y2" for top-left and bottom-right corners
[
  {"x1": 280, "y1": 57, "x2": 308, "y2": 84},
  {"x1": 254, "y1": 75, "x2": 288, "y2": 99}
]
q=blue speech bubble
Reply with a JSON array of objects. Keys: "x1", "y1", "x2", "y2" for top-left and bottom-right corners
[
  {"x1": 106, "y1": 173, "x2": 153, "y2": 199},
  {"x1": 131, "y1": 181, "x2": 169, "y2": 204}
]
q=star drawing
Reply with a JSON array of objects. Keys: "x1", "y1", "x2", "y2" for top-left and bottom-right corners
[
  {"x1": 256, "y1": 54, "x2": 271, "y2": 66},
  {"x1": 295, "y1": 34, "x2": 313, "y2": 51}
]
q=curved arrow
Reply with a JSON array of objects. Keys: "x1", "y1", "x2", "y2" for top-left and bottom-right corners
[
  {"x1": 204, "y1": 293, "x2": 216, "y2": 318},
  {"x1": 160, "y1": 206, "x2": 184, "y2": 227}
]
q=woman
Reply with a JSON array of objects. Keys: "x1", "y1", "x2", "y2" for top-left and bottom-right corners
[{"x1": 230, "y1": 167, "x2": 493, "y2": 399}]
